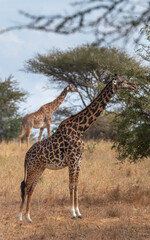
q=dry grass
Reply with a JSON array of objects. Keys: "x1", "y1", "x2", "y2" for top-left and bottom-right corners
[{"x1": 0, "y1": 140, "x2": 150, "y2": 240}]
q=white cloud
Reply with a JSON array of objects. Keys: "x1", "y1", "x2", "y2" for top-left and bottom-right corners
[{"x1": 0, "y1": 32, "x2": 24, "y2": 45}]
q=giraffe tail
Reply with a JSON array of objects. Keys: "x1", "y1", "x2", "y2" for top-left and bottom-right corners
[
  {"x1": 20, "y1": 160, "x2": 27, "y2": 203},
  {"x1": 21, "y1": 181, "x2": 26, "y2": 203}
]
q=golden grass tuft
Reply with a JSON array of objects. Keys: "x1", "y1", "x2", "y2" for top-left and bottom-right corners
[{"x1": 0, "y1": 140, "x2": 150, "y2": 239}]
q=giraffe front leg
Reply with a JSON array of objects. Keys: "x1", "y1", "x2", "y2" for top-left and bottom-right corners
[
  {"x1": 46, "y1": 124, "x2": 51, "y2": 137},
  {"x1": 38, "y1": 128, "x2": 44, "y2": 141},
  {"x1": 45, "y1": 117, "x2": 52, "y2": 138},
  {"x1": 69, "y1": 168, "x2": 77, "y2": 219},
  {"x1": 70, "y1": 186, "x2": 77, "y2": 218},
  {"x1": 74, "y1": 185, "x2": 83, "y2": 219},
  {"x1": 74, "y1": 163, "x2": 83, "y2": 219}
]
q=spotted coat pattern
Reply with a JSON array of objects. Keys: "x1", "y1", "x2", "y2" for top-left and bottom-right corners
[{"x1": 18, "y1": 75, "x2": 137, "y2": 222}]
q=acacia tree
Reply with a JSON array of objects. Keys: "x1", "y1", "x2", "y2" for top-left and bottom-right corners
[
  {"x1": 112, "y1": 74, "x2": 150, "y2": 162},
  {"x1": 138, "y1": 26, "x2": 150, "y2": 62},
  {"x1": 0, "y1": 76, "x2": 27, "y2": 142},
  {"x1": 25, "y1": 45, "x2": 150, "y2": 161},
  {"x1": 0, "y1": 0, "x2": 149, "y2": 47},
  {"x1": 112, "y1": 27, "x2": 150, "y2": 162},
  {"x1": 25, "y1": 45, "x2": 145, "y2": 107}
]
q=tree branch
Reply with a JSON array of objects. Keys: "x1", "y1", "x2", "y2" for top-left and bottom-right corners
[{"x1": 0, "y1": 0, "x2": 149, "y2": 47}]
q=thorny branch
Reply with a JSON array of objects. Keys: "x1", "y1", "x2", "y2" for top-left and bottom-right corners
[{"x1": 0, "y1": 0, "x2": 150, "y2": 46}]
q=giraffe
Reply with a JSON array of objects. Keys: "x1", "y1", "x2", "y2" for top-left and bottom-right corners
[
  {"x1": 18, "y1": 74, "x2": 137, "y2": 223},
  {"x1": 19, "y1": 84, "x2": 78, "y2": 146}
]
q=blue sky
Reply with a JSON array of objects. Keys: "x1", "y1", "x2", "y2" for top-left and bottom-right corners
[
  {"x1": 0, "y1": 0, "x2": 148, "y2": 119},
  {"x1": 0, "y1": 0, "x2": 95, "y2": 115}
]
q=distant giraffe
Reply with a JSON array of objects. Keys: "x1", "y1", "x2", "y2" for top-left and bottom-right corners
[
  {"x1": 18, "y1": 74, "x2": 137, "y2": 223},
  {"x1": 19, "y1": 85, "x2": 78, "y2": 146}
]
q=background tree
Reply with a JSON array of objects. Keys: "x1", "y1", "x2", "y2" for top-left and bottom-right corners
[
  {"x1": 1, "y1": 0, "x2": 149, "y2": 47},
  {"x1": 137, "y1": 26, "x2": 150, "y2": 62},
  {"x1": 0, "y1": 76, "x2": 27, "y2": 142},
  {"x1": 25, "y1": 45, "x2": 150, "y2": 161},
  {"x1": 25, "y1": 45, "x2": 144, "y2": 107},
  {"x1": 112, "y1": 27, "x2": 150, "y2": 162},
  {"x1": 83, "y1": 111, "x2": 117, "y2": 141}
]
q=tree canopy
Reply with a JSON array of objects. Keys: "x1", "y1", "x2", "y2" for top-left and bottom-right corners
[
  {"x1": 25, "y1": 45, "x2": 145, "y2": 107},
  {"x1": 112, "y1": 27, "x2": 150, "y2": 162},
  {"x1": 25, "y1": 44, "x2": 150, "y2": 161},
  {"x1": 0, "y1": 76, "x2": 27, "y2": 142}
]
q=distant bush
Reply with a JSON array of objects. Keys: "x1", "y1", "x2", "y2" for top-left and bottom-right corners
[
  {"x1": 0, "y1": 76, "x2": 27, "y2": 142},
  {"x1": 84, "y1": 112, "x2": 116, "y2": 141}
]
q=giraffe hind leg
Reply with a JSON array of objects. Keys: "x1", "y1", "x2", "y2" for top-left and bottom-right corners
[
  {"x1": 18, "y1": 167, "x2": 45, "y2": 223},
  {"x1": 18, "y1": 180, "x2": 27, "y2": 222},
  {"x1": 19, "y1": 127, "x2": 26, "y2": 146},
  {"x1": 25, "y1": 167, "x2": 45, "y2": 223}
]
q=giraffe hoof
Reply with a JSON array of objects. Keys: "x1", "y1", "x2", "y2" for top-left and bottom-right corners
[
  {"x1": 18, "y1": 213, "x2": 22, "y2": 222},
  {"x1": 26, "y1": 218, "x2": 32, "y2": 223},
  {"x1": 78, "y1": 215, "x2": 83, "y2": 219},
  {"x1": 71, "y1": 216, "x2": 77, "y2": 219},
  {"x1": 26, "y1": 214, "x2": 32, "y2": 223}
]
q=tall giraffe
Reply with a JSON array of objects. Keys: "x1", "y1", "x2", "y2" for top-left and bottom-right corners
[
  {"x1": 19, "y1": 85, "x2": 78, "y2": 146},
  {"x1": 18, "y1": 74, "x2": 137, "y2": 223}
]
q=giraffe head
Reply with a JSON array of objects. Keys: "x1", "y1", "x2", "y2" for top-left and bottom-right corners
[
  {"x1": 112, "y1": 74, "x2": 137, "y2": 91},
  {"x1": 66, "y1": 84, "x2": 79, "y2": 92}
]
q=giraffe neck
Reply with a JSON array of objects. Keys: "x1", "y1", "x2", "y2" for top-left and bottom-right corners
[
  {"x1": 59, "y1": 81, "x2": 115, "y2": 135},
  {"x1": 47, "y1": 88, "x2": 68, "y2": 112}
]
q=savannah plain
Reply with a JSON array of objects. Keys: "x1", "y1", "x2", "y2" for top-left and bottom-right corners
[{"x1": 0, "y1": 140, "x2": 150, "y2": 240}]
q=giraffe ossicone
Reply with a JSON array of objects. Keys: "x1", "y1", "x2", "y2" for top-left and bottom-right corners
[{"x1": 18, "y1": 75, "x2": 137, "y2": 222}]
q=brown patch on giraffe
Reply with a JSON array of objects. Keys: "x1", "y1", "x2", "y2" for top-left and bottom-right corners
[{"x1": 18, "y1": 75, "x2": 137, "y2": 222}]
